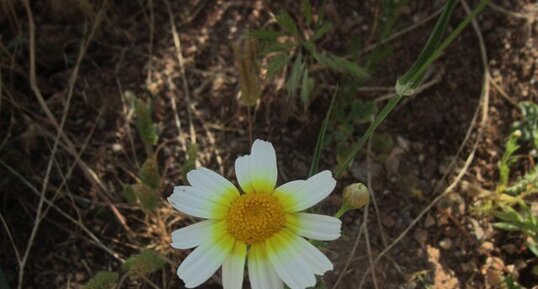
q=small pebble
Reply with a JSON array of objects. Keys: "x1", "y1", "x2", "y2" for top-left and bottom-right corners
[
  {"x1": 424, "y1": 214, "x2": 436, "y2": 228},
  {"x1": 501, "y1": 243, "x2": 517, "y2": 254},
  {"x1": 414, "y1": 228, "x2": 428, "y2": 244},
  {"x1": 439, "y1": 238, "x2": 452, "y2": 250},
  {"x1": 382, "y1": 215, "x2": 396, "y2": 228},
  {"x1": 478, "y1": 241, "x2": 495, "y2": 255}
]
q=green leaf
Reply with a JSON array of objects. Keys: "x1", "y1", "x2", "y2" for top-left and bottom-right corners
[
  {"x1": 371, "y1": 132, "x2": 394, "y2": 155},
  {"x1": 313, "y1": 22, "x2": 333, "y2": 41},
  {"x1": 512, "y1": 101, "x2": 538, "y2": 149},
  {"x1": 494, "y1": 206, "x2": 521, "y2": 222},
  {"x1": 123, "y1": 250, "x2": 166, "y2": 278},
  {"x1": 527, "y1": 241, "x2": 538, "y2": 257},
  {"x1": 275, "y1": 11, "x2": 298, "y2": 36},
  {"x1": 504, "y1": 274, "x2": 524, "y2": 289},
  {"x1": 313, "y1": 52, "x2": 368, "y2": 79},
  {"x1": 260, "y1": 42, "x2": 294, "y2": 55},
  {"x1": 494, "y1": 222, "x2": 521, "y2": 231},
  {"x1": 498, "y1": 131, "x2": 520, "y2": 186},
  {"x1": 302, "y1": 40, "x2": 316, "y2": 53},
  {"x1": 249, "y1": 29, "x2": 282, "y2": 40},
  {"x1": 301, "y1": 0, "x2": 312, "y2": 26},
  {"x1": 134, "y1": 183, "x2": 159, "y2": 211},
  {"x1": 139, "y1": 154, "x2": 160, "y2": 190},
  {"x1": 335, "y1": 94, "x2": 404, "y2": 177},
  {"x1": 266, "y1": 53, "x2": 291, "y2": 78},
  {"x1": 506, "y1": 166, "x2": 538, "y2": 195},
  {"x1": 300, "y1": 68, "x2": 314, "y2": 104},
  {"x1": 182, "y1": 142, "x2": 198, "y2": 181},
  {"x1": 134, "y1": 98, "x2": 158, "y2": 154},
  {"x1": 123, "y1": 184, "x2": 137, "y2": 203},
  {"x1": 349, "y1": 100, "x2": 378, "y2": 124},
  {"x1": 84, "y1": 272, "x2": 119, "y2": 289},
  {"x1": 286, "y1": 53, "x2": 305, "y2": 96}
]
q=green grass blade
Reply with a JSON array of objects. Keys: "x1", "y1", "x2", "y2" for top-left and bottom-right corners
[
  {"x1": 398, "y1": 0, "x2": 490, "y2": 95},
  {"x1": 397, "y1": 0, "x2": 458, "y2": 92},
  {"x1": 309, "y1": 88, "x2": 338, "y2": 177}
]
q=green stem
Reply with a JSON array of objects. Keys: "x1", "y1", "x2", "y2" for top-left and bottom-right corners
[
  {"x1": 335, "y1": 94, "x2": 403, "y2": 177},
  {"x1": 334, "y1": 204, "x2": 351, "y2": 219}
]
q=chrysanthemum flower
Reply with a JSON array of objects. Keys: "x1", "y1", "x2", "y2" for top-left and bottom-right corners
[{"x1": 168, "y1": 139, "x2": 341, "y2": 289}]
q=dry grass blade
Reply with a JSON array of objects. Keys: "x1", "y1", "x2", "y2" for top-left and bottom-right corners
[
  {"x1": 20, "y1": 0, "x2": 131, "y2": 233},
  {"x1": 163, "y1": 0, "x2": 197, "y2": 146},
  {"x1": 0, "y1": 212, "x2": 21, "y2": 264},
  {"x1": 1, "y1": 161, "x2": 124, "y2": 263}
]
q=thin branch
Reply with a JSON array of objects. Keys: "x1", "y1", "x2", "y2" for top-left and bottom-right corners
[{"x1": 0, "y1": 212, "x2": 21, "y2": 264}]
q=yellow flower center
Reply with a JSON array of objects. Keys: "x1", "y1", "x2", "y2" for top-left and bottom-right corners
[{"x1": 226, "y1": 193, "x2": 286, "y2": 244}]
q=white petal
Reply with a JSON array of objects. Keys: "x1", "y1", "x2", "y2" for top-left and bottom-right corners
[
  {"x1": 187, "y1": 167, "x2": 239, "y2": 202},
  {"x1": 222, "y1": 241, "x2": 247, "y2": 289},
  {"x1": 248, "y1": 243, "x2": 283, "y2": 289},
  {"x1": 235, "y1": 155, "x2": 255, "y2": 194},
  {"x1": 171, "y1": 219, "x2": 216, "y2": 249},
  {"x1": 250, "y1": 140, "x2": 278, "y2": 194},
  {"x1": 282, "y1": 230, "x2": 333, "y2": 275},
  {"x1": 273, "y1": 170, "x2": 336, "y2": 212},
  {"x1": 177, "y1": 234, "x2": 235, "y2": 288},
  {"x1": 265, "y1": 231, "x2": 316, "y2": 289},
  {"x1": 168, "y1": 186, "x2": 229, "y2": 219},
  {"x1": 286, "y1": 213, "x2": 342, "y2": 241}
]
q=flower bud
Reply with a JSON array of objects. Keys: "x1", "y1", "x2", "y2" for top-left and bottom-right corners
[
  {"x1": 512, "y1": 129, "x2": 522, "y2": 138},
  {"x1": 343, "y1": 183, "x2": 369, "y2": 209}
]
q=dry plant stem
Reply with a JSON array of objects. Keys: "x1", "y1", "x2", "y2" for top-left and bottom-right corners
[
  {"x1": 358, "y1": 7, "x2": 444, "y2": 56},
  {"x1": 115, "y1": 47, "x2": 141, "y2": 168},
  {"x1": 116, "y1": 273, "x2": 128, "y2": 289},
  {"x1": 1, "y1": 161, "x2": 124, "y2": 262},
  {"x1": 41, "y1": 110, "x2": 103, "y2": 219},
  {"x1": 18, "y1": 2, "x2": 82, "y2": 286},
  {"x1": 331, "y1": 208, "x2": 367, "y2": 289},
  {"x1": 21, "y1": 0, "x2": 130, "y2": 232},
  {"x1": 358, "y1": 1, "x2": 491, "y2": 285},
  {"x1": 0, "y1": 212, "x2": 21, "y2": 264},
  {"x1": 145, "y1": 0, "x2": 155, "y2": 82},
  {"x1": 141, "y1": 275, "x2": 161, "y2": 289},
  {"x1": 189, "y1": 104, "x2": 225, "y2": 174},
  {"x1": 364, "y1": 138, "x2": 379, "y2": 289},
  {"x1": 248, "y1": 106, "x2": 253, "y2": 145},
  {"x1": 166, "y1": 77, "x2": 187, "y2": 152},
  {"x1": 366, "y1": 131, "x2": 388, "y2": 247},
  {"x1": 489, "y1": 78, "x2": 519, "y2": 108},
  {"x1": 489, "y1": 2, "x2": 537, "y2": 20},
  {"x1": 164, "y1": 0, "x2": 197, "y2": 145}
]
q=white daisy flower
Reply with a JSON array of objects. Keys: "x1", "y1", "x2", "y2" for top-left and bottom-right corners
[{"x1": 168, "y1": 139, "x2": 341, "y2": 289}]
